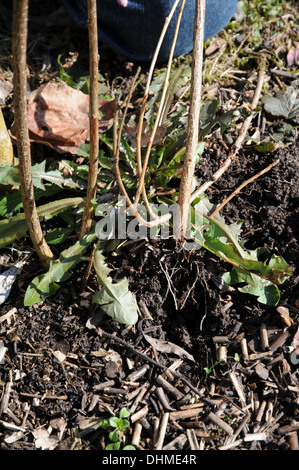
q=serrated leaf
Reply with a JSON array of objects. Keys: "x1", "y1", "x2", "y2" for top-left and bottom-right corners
[
  {"x1": 192, "y1": 195, "x2": 291, "y2": 306},
  {"x1": 222, "y1": 268, "x2": 281, "y2": 306},
  {"x1": 24, "y1": 230, "x2": 97, "y2": 306},
  {"x1": 0, "y1": 197, "x2": 83, "y2": 248},
  {"x1": 93, "y1": 245, "x2": 138, "y2": 325},
  {"x1": 0, "y1": 161, "x2": 82, "y2": 190}
]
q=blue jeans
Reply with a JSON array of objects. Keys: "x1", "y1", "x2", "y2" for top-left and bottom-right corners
[{"x1": 60, "y1": 0, "x2": 237, "y2": 62}]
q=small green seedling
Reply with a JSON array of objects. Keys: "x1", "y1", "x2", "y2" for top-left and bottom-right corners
[
  {"x1": 99, "y1": 407, "x2": 135, "y2": 450},
  {"x1": 204, "y1": 353, "x2": 240, "y2": 375}
]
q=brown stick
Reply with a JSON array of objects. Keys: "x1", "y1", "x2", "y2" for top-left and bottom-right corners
[
  {"x1": 178, "y1": 0, "x2": 206, "y2": 239},
  {"x1": 190, "y1": 57, "x2": 267, "y2": 204},
  {"x1": 209, "y1": 158, "x2": 280, "y2": 218},
  {"x1": 79, "y1": 0, "x2": 99, "y2": 239},
  {"x1": 12, "y1": 0, "x2": 54, "y2": 266},
  {"x1": 134, "y1": 0, "x2": 186, "y2": 212},
  {"x1": 96, "y1": 327, "x2": 207, "y2": 400}
]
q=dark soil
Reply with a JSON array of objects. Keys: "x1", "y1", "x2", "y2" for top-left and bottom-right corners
[{"x1": 0, "y1": 0, "x2": 298, "y2": 452}]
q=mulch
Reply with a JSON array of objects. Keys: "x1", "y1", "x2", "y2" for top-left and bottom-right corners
[{"x1": 0, "y1": 0, "x2": 299, "y2": 452}]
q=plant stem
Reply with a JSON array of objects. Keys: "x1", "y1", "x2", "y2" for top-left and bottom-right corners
[
  {"x1": 190, "y1": 57, "x2": 267, "y2": 205},
  {"x1": 178, "y1": 0, "x2": 206, "y2": 239},
  {"x1": 79, "y1": 0, "x2": 99, "y2": 239},
  {"x1": 12, "y1": 0, "x2": 54, "y2": 266},
  {"x1": 210, "y1": 157, "x2": 280, "y2": 218},
  {"x1": 134, "y1": 0, "x2": 186, "y2": 212}
]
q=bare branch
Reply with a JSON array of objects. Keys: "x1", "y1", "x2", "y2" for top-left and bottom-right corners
[
  {"x1": 12, "y1": 0, "x2": 54, "y2": 266},
  {"x1": 178, "y1": 0, "x2": 206, "y2": 239},
  {"x1": 79, "y1": 0, "x2": 99, "y2": 238}
]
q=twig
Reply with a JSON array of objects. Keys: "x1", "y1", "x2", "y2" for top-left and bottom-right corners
[
  {"x1": 190, "y1": 57, "x2": 267, "y2": 205},
  {"x1": 155, "y1": 412, "x2": 169, "y2": 449},
  {"x1": 12, "y1": 0, "x2": 54, "y2": 266},
  {"x1": 79, "y1": 0, "x2": 99, "y2": 238},
  {"x1": 134, "y1": 0, "x2": 186, "y2": 211},
  {"x1": 178, "y1": 0, "x2": 206, "y2": 239},
  {"x1": 114, "y1": 1, "x2": 185, "y2": 229},
  {"x1": 113, "y1": 69, "x2": 172, "y2": 227},
  {"x1": 208, "y1": 411, "x2": 234, "y2": 436},
  {"x1": 96, "y1": 327, "x2": 204, "y2": 399},
  {"x1": 209, "y1": 158, "x2": 279, "y2": 218}
]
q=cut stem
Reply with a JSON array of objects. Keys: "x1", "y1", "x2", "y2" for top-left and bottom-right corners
[
  {"x1": 79, "y1": 0, "x2": 99, "y2": 239},
  {"x1": 12, "y1": 0, "x2": 54, "y2": 266},
  {"x1": 178, "y1": 0, "x2": 206, "y2": 239}
]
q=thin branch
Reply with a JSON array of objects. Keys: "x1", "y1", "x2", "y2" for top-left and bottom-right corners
[
  {"x1": 209, "y1": 157, "x2": 280, "y2": 218},
  {"x1": 79, "y1": 0, "x2": 99, "y2": 239},
  {"x1": 96, "y1": 327, "x2": 207, "y2": 400},
  {"x1": 190, "y1": 57, "x2": 267, "y2": 204},
  {"x1": 135, "y1": 0, "x2": 183, "y2": 178},
  {"x1": 113, "y1": 106, "x2": 171, "y2": 228},
  {"x1": 12, "y1": 0, "x2": 54, "y2": 266},
  {"x1": 178, "y1": 0, "x2": 206, "y2": 239},
  {"x1": 134, "y1": 0, "x2": 186, "y2": 213}
]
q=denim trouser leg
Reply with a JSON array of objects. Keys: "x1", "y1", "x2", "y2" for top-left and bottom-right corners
[{"x1": 59, "y1": 0, "x2": 238, "y2": 62}]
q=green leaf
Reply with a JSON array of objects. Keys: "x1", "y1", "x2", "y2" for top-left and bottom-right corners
[
  {"x1": 93, "y1": 244, "x2": 138, "y2": 325},
  {"x1": 99, "y1": 419, "x2": 110, "y2": 430},
  {"x1": 123, "y1": 445, "x2": 136, "y2": 450},
  {"x1": 105, "y1": 442, "x2": 121, "y2": 450},
  {"x1": 191, "y1": 195, "x2": 292, "y2": 306},
  {"x1": 262, "y1": 83, "x2": 299, "y2": 124},
  {"x1": 0, "y1": 186, "x2": 61, "y2": 218},
  {"x1": 119, "y1": 407, "x2": 131, "y2": 419},
  {"x1": 0, "y1": 197, "x2": 84, "y2": 248},
  {"x1": 109, "y1": 417, "x2": 121, "y2": 428},
  {"x1": 45, "y1": 227, "x2": 73, "y2": 245},
  {"x1": 0, "y1": 161, "x2": 83, "y2": 190},
  {"x1": 118, "y1": 419, "x2": 130, "y2": 431},
  {"x1": 108, "y1": 430, "x2": 119, "y2": 443},
  {"x1": 24, "y1": 230, "x2": 97, "y2": 306}
]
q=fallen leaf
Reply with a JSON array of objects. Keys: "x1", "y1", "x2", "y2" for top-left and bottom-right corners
[
  {"x1": 287, "y1": 43, "x2": 299, "y2": 66},
  {"x1": 32, "y1": 428, "x2": 59, "y2": 450},
  {"x1": 255, "y1": 362, "x2": 269, "y2": 380},
  {"x1": 0, "y1": 254, "x2": 31, "y2": 305},
  {"x1": 10, "y1": 82, "x2": 116, "y2": 154},
  {"x1": 0, "y1": 80, "x2": 13, "y2": 105},
  {"x1": 291, "y1": 326, "x2": 299, "y2": 353},
  {"x1": 276, "y1": 306, "x2": 296, "y2": 327},
  {"x1": 143, "y1": 334, "x2": 195, "y2": 362},
  {"x1": 0, "y1": 340, "x2": 7, "y2": 364}
]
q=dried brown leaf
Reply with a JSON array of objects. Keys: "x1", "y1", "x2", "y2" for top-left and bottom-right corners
[
  {"x1": 287, "y1": 43, "x2": 299, "y2": 66},
  {"x1": 277, "y1": 306, "x2": 296, "y2": 327},
  {"x1": 291, "y1": 326, "x2": 299, "y2": 352},
  {"x1": 10, "y1": 82, "x2": 115, "y2": 154},
  {"x1": 143, "y1": 334, "x2": 195, "y2": 362}
]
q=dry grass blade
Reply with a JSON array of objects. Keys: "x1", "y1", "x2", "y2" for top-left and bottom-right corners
[{"x1": 134, "y1": 0, "x2": 186, "y2": 214}]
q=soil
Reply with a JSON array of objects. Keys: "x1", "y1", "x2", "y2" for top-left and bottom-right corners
[{"x1": 0, "y1": 0, "x2": 298, "y2": 452}]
